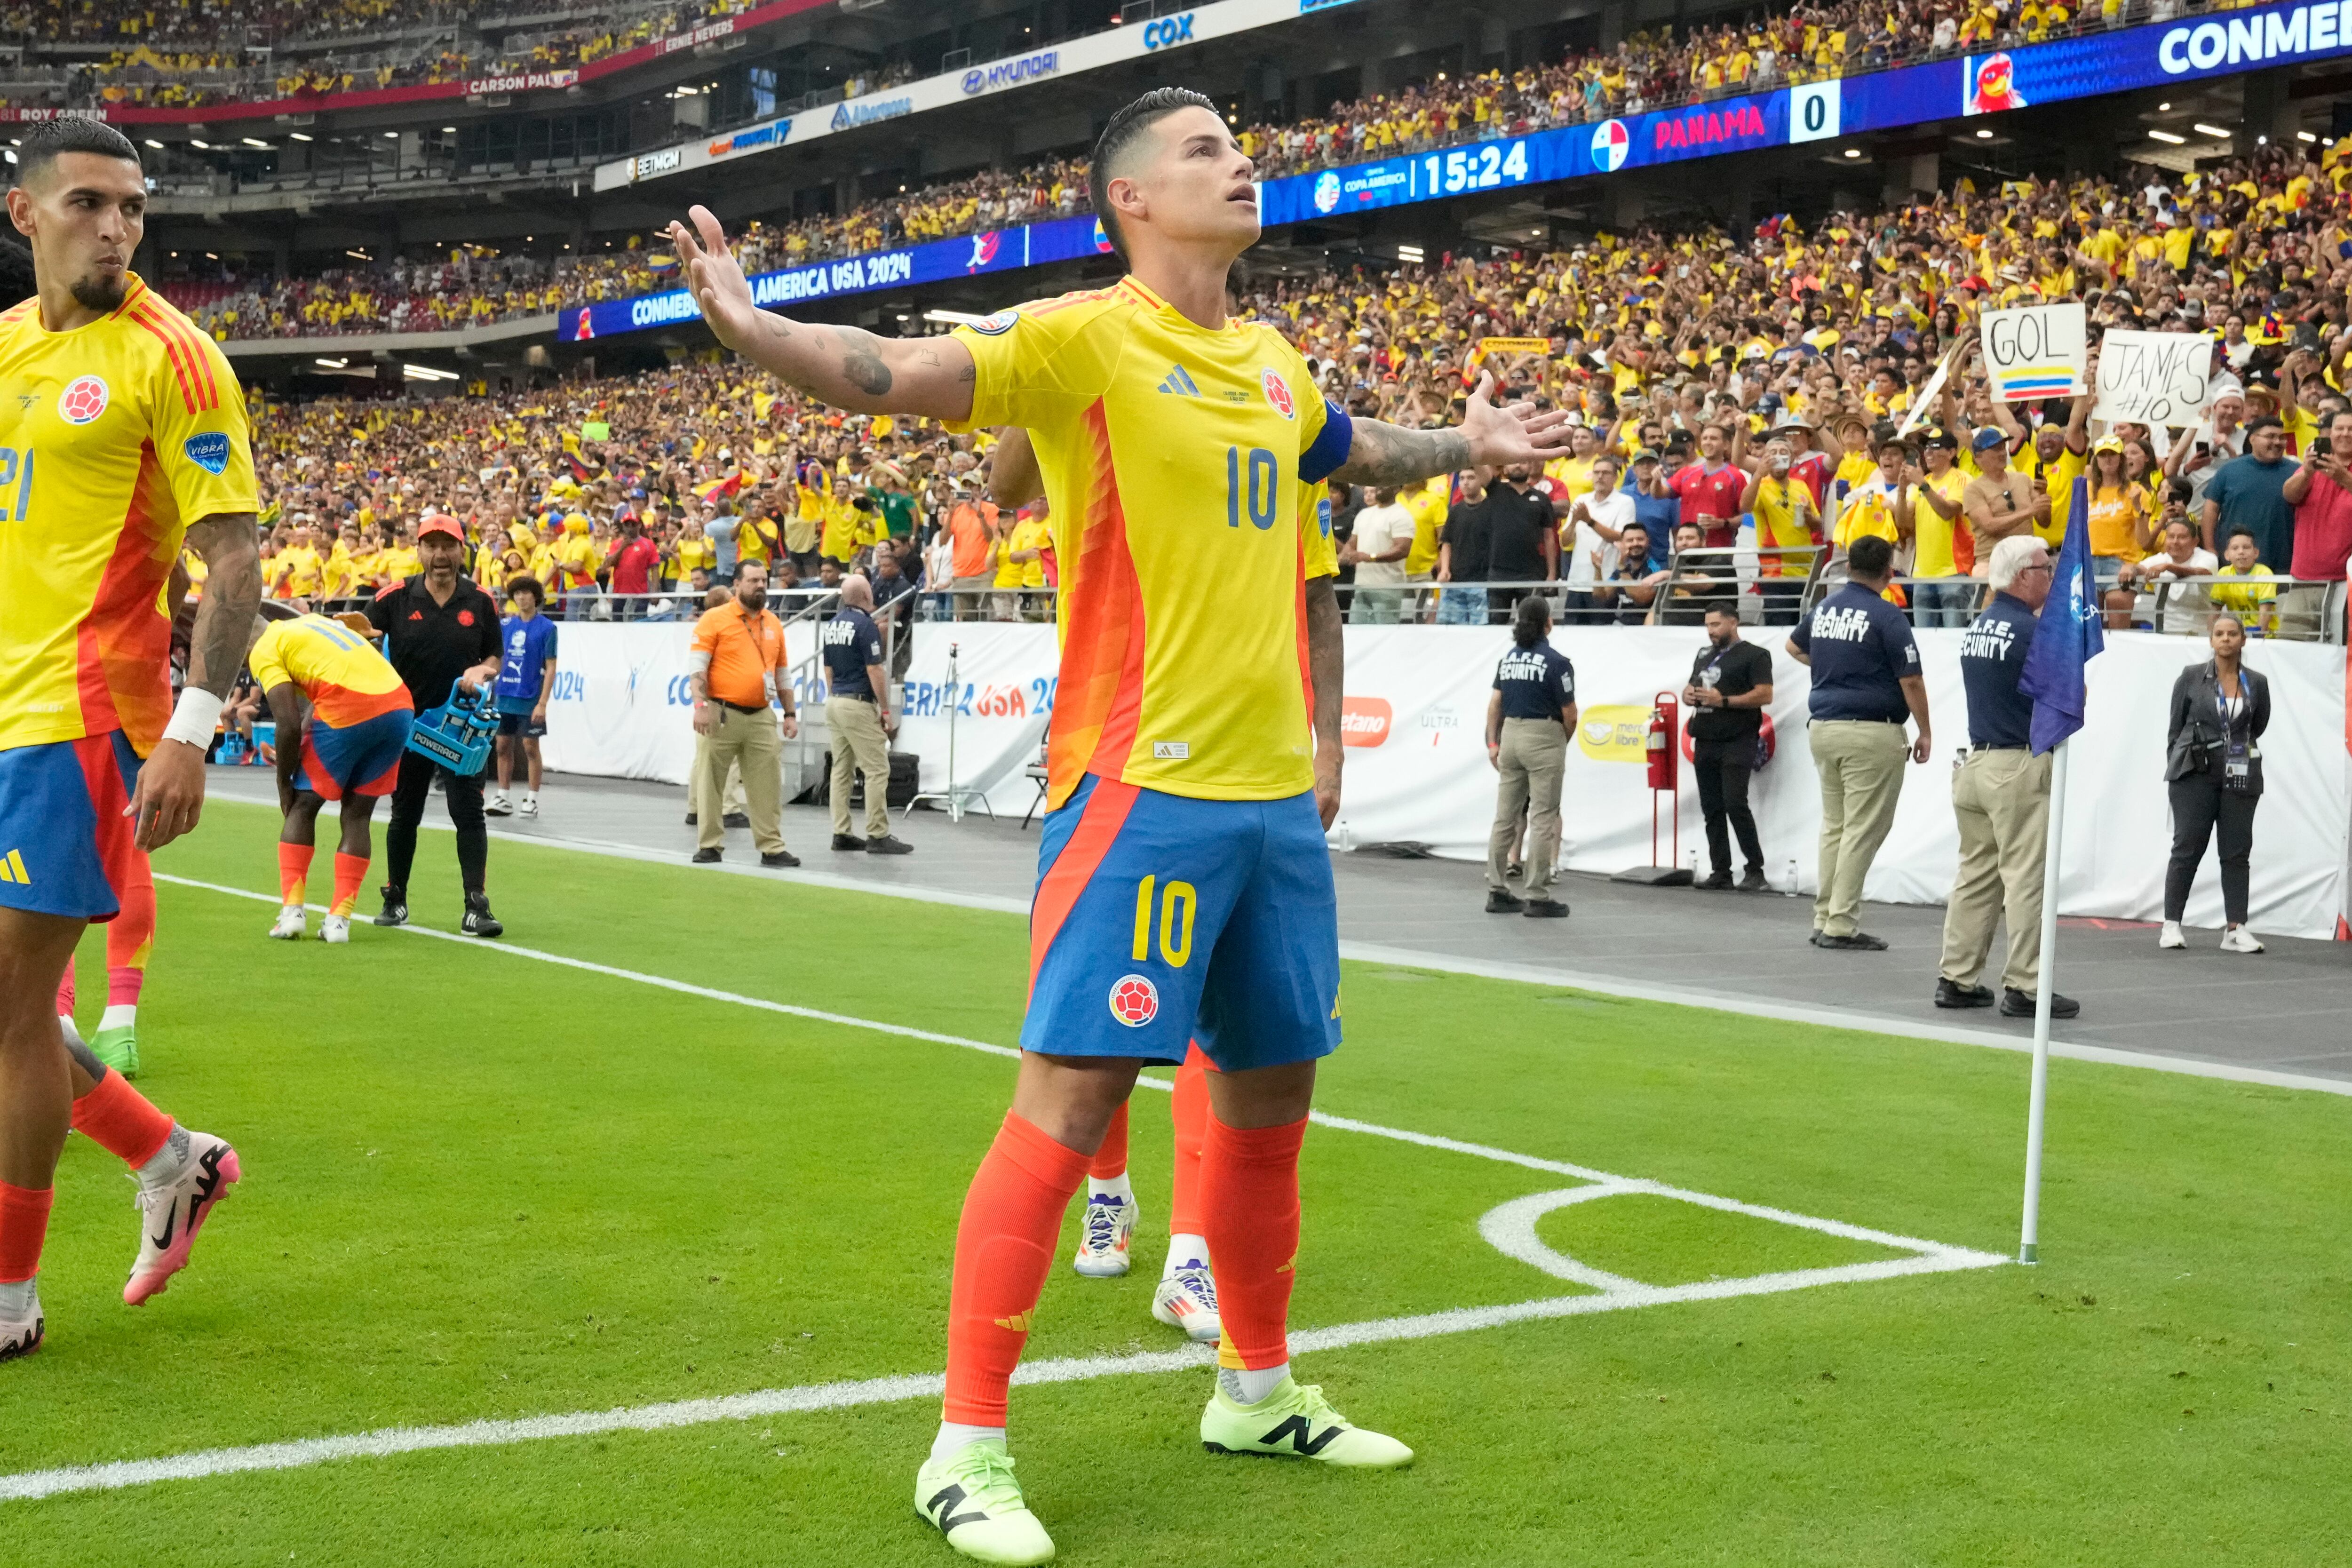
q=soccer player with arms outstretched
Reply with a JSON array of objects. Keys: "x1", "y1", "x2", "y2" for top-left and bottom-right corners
[
  {"x1": 671, "y1": 87, "x2": 1567, "y2": 1565},
  {"x1": 0, "y1": 120, "x2": 262, "y2": 1358}
]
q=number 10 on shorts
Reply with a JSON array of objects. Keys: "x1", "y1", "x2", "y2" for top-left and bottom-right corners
[{"x1": 1131, "y1": 875, "x2": 1197, "y2": 967}]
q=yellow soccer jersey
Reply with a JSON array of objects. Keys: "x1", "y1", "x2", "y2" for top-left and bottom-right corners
[
  {"x1": 245, "y1": 613, "x2": 410, "y2": 727},
  {"x1": 951, "y1": 278, "x2": 1349, "y2": 807},
  {"x1": 0, "y1": 275, "x2": 258, "y2": 756}
]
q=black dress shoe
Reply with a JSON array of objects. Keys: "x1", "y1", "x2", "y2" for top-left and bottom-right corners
[
  {"x1": 1697, "y1": 869, "x2": 1734, "y2": 890},
  {"x1": 1808, "y1": 928, "x2": 1824, "y2": 946},
  {"x1": 1935, "y1": 978, "x2": 1997, "y2": 1009},
  {"x1": 1522, "y1": 898, "x2": 1570, "y2": 918},
  {"x1": 691, "y1": 848, "x2": 722, "y2": 864},
  {"x1": 1486, "y1": 889, "x2": 1525, "y2": 914},
  {"x1": 1737, "y1": 868, "x2": 1769, "y2": 892},
  {"x1": 2001, "y1": 988, "x2": 2080, "y2": 1019},
  {"x1": 831, "y1": 833, "x2": 866, "y2": 851},
  {"x1": 867, "y1": 836, "x2": 914, "y2": 855},
  {"x1": 1816, "y1": 931, "x2": 1888, "y2": 951},
  {"x1": 760, "y1": 850, "x2": 801, "y2": 869},
  {"x1": 722, "y1": 812, "x2": 751, "y2": 829},
  {"x1": 684, "y1": 811, "x2": 698, "y2": 826}
]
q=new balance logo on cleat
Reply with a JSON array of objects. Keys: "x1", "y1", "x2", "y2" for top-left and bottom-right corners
[
  {"x1": 1258, "y1": 1414, "x2": 1343, "y2": 1456},
  {"x1": 925, "y1": 1484, "x2": 990, "y2": 1534},
  {"x1": 1157, "y1": 364, "x2": 1200, "y2": 396}
]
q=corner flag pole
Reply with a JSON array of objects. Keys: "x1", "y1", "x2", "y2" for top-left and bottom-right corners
[{"x1": 2018, "y1": 735, "x2": 2067, "y2": 1265}]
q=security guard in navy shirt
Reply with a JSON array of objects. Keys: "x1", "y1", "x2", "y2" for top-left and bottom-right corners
[
  {"x1": 1937, "y1": 535, "x2": 2079, "y2": 1019},
  {"x1": 823, "y1": 573, "x2": 912, "y2": 855},
  {"x1": 1484, "y1": 594, "x2": 1577, "y2": 919},
  {"x1": 1786, "y1": 534, "x2": 1932, "y2": 950}
]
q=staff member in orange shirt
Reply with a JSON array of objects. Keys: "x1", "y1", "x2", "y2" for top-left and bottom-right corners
[{"x1": 688, "y1": 557, "x2": 800, "y2": 868}]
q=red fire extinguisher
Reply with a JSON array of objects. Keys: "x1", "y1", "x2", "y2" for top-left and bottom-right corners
[{"x1": 1646, "y1": 693, "x2": 1679, "y2": 792}]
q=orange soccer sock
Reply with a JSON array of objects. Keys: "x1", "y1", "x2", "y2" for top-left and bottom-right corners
[
  {"x1": 331, "y1": 852, "x2": 370, "y2": 918},
  {"x1": 106, "y1": 855, "x2": 154, "y2": 1006},
  {"x1": 1200, "y1": 1110, "x2": 1306, "y2": 1381},
  {"x1": 0, "y1": 1181, "x2": 53, "y2": 1285},
  {"x1": 71, "y1": 1069, "x2": 175, "y2": 1170},
  {"x1": 278, "y1": 842, "x2": 315, "y2": 907},
  {"x1": 1085, "y1": 1101, "x2": 1129, "y2": 1186},
  {"x1": 1167, "y1": 1045, "x2": 1211, "y2": 1242},
  {"x1": 941, "y1": 1112, "x2": 1090, "y2": 1427}
]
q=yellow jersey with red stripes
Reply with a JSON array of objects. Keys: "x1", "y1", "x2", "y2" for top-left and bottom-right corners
[
  {"x1": 951, "y1": 278, "x2": 1351, "y2": 809},
  {"x1": 0, "y1": 273, "x2": 258, "y2": 757},
  {"x1": 245, "y1": 613, "x2": 411, "y2": 728}
]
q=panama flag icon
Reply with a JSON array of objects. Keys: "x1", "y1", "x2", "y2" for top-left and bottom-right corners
[{"x1": 1591, "y1": 119, "x2": 1630, "y2": 173}]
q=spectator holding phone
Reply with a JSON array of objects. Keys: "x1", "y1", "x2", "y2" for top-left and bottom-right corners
[
  {"x1": 2161, "y1": 614, "x2": 2271, "y2": 953},
  {"x1": 2120, "y1": 502, "x2": 2217, "y2": 633}
]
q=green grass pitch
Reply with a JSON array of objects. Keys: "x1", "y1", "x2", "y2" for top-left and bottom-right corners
[{"x1": 8, "y1": 799, "x2": 2347, "y2": 1564}]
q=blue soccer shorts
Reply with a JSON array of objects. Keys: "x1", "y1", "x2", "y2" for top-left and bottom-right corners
[
  {"x1": 0, "y1": 731, "x2": 143, "y2": 922},
  {"x1": 1022, "y1": 774, "x2": 1342, "y2": 1071},
  {"x1": 298, "y1": 708, "x2": 413, "y2": 801}
]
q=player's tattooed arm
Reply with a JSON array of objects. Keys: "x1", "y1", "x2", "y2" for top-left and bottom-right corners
[
  {"x1": 183, "y1": 511, "x2": 262, "y2": 700},
  {"x1": 669, "y1": 205, "x2": 975, "y2": 421},
  {"x1": 1327, "y1": 419, "x2": 1472, "y2": 486},
  {"x1": 1327, "y1": 371, "x2": 1572, "y2": 485},
  {"x1": 1305, "y1": 576, "x2": 1344, "y2": 829}
]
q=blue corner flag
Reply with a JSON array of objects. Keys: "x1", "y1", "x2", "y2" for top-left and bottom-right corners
[{"x1": 2018, "y1": 474, "x2": 2106, "y2": 756}]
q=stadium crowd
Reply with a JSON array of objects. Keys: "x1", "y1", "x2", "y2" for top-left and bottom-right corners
[
  {"x1": 166, "y1": 0, "x2": 2274, "y2": 335},
  {"x1": 204, "y1": 133, "x2": 2352, "y2": 645}
]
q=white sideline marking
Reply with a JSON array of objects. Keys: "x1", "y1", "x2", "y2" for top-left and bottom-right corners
[
  {"x1": 194, "y1": 788, "x2": 2352, "y2": 1099},
  {"x1": 16, "y1": 870, "x2": 2010, "y2": 1505}
]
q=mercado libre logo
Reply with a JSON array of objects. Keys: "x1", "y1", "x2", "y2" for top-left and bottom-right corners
[
  {"x1": 1590, "y1": 119, "x2": 1630, "y2": 173},
  {"x1": 57, "y1": 374, "x2": 107, "y2": 425},
  {"x1": 1314, "y1": 170, "x2": 1343, "y2": 215},
  {"x1": 1576, "y1": 704, "x2": 1652, "y2": 763}
]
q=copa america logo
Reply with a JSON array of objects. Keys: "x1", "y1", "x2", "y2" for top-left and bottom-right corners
[{"x1": 1313, "y1": 170, "x2": 1342, "y2": 215}]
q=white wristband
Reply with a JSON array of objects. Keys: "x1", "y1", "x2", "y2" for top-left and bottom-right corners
[{"x1": 161, "y1": 687, "x2": 225, "y2": 750}]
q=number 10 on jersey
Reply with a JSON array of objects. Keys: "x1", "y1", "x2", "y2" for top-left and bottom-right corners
[{"x1": 1225, "y1": 446, "x2": 1277, "y2": 530}]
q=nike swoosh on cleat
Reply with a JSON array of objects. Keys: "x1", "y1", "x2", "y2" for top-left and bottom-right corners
[{"x1": 148, "y1": 1202, "x2": 179, "y2": 1252}]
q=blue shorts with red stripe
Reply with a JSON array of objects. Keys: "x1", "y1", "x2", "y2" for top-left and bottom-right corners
[
  {"x1": 299, "y1": 708, "x2": 413, "y2": 801},
  {"x1": 1021, "y1": 774, "x2": 1342, "y2": 1071},
  {"x1": 0, "y1": 731, "x2": 143, "y2": 922}
]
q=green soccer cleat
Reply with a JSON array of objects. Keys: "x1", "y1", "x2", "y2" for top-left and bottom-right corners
[
  {"x1": 1200, "y1": 1376, "x2": 1414, "y2": 1469},
  {"x1": 914, "y1": 1440, "x2": 1054, "y2": 1565},
  {"x1": 89, "y1": 1024, "x2": 140, "y2": 1080}
]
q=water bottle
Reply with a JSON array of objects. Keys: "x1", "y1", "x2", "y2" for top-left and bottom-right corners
[{"x1": 1784, "y1": 856, "x2": 1799, "y2": 897}]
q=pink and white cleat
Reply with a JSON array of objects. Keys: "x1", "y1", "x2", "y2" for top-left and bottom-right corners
[
  {"x1": 124, "y1": 1130, "x2": 240, "y2": 1306},
  {"x1": 0, "y1": 1285, "x2": 42, "y2": 1362}
]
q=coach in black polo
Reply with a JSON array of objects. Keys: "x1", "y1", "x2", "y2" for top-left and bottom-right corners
[{"x1": 367, "y1": 513, "x2": 505, "y2": 937}]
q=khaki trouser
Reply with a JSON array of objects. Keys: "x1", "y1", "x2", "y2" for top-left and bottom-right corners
[
  {"x1": 1810, "y1": 719, "x2": 1909, "y2": 938},
  {"x1": 1939, "y1": 747, "x2": 2051, "y2": 993},
  {"x1": 689, "y1": 732, "x2": 747, "y2": 822},
  {"x1": 1488, "y1": 718, "x2": 1568, "y2": 898},
  {"x1": 953, "y1": 572, "x2": 993, "y2": 620},
  {"x1": 696, "y1": 703, "x2": 785, "y2": 854},
  {"x1": 828, "y1": 695, "x2": 893, "y2": 838}
]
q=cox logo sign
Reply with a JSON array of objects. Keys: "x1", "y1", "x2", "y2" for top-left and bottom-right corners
[
  {"x1": 660, "y1": 674, "x2": 694, "y2": 706},
  {"x1": 1142, "y1": 12, "x2": 1195, "y2": 48}
]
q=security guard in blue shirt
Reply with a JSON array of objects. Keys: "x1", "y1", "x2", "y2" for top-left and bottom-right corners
[
  {"x1": 823, "y1": 573, "x2": 912, "y2": 854},
  {"x1": 1483, "y1": 594, "x2": 1577, "y2": 919},
  {"x1": 1786, "y1": 534, "x2": 1932, "y2": 950},
  {"x1": 1937, "y1": 534, "x2": 2079, "y2": 1019}
]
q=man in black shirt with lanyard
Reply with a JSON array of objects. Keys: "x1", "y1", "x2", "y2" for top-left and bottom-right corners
[
  {"x1": 366, "y1": 515, "x2": 504, "y2": 936},
  {"x1": 1681, "y1": 602, "x2": 1774, "y2": 891},
  {"x1": 1936, "y1": 535, "x2": 2079, "y2": 1019}
]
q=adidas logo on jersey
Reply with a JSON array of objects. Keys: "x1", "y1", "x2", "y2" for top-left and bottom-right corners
[
  {"x1": 1157, "y1": 365, "x2": 1200, "y2": 396},
  {"x1": 0, "y1": 849, "x2": 29, "y2": 885}
]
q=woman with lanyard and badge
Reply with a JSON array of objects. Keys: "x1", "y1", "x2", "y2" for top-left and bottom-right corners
[{"x1": 2160, "y1": 613, "x2": 2272, "y2": 953}]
